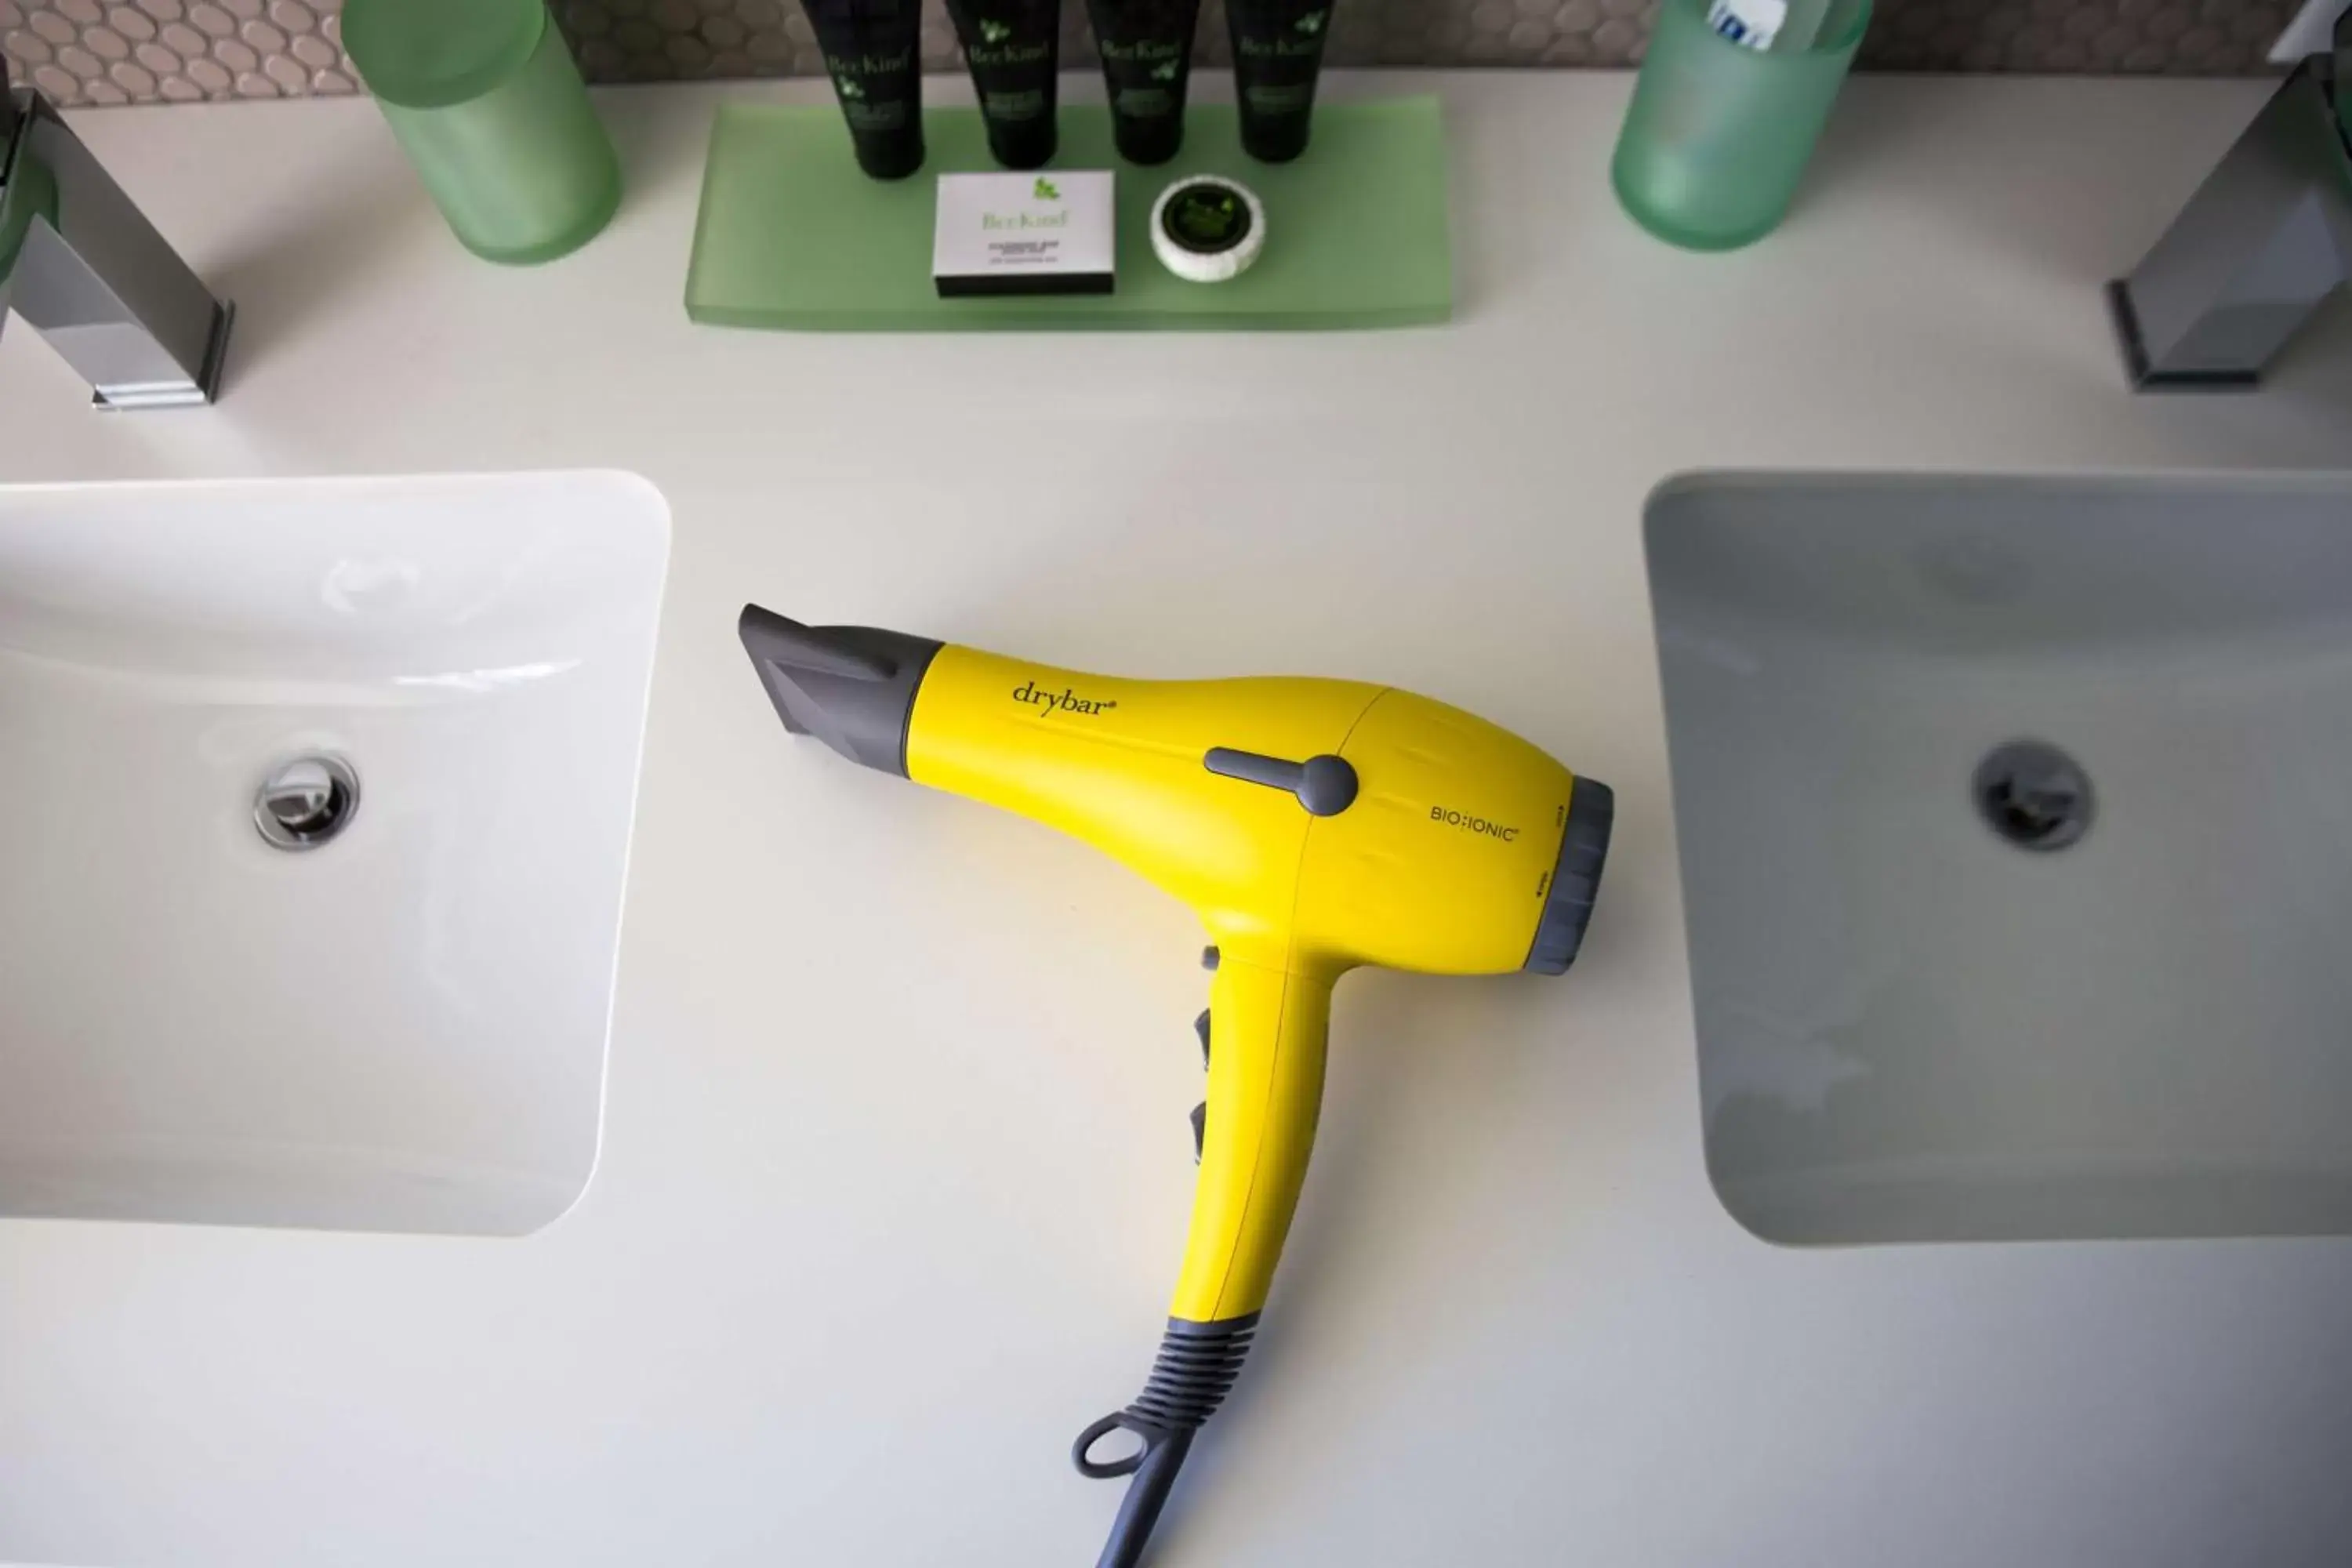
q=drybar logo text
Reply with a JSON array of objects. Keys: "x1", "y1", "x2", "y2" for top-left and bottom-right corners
[{"x1": 1013, "y1": 680, "x2": 1119, "y2": 717}]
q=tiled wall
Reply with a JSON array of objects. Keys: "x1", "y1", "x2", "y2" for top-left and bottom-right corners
[{"x1": 0, "y1": 0, "x2": 2304, "y2": 109}]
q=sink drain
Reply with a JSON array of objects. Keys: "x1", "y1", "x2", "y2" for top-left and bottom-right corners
[
  {"x1": 1973, "y1": 740, "x2": 2092, "y2": 852},
  {"x1": 255, "y1": 754, "x2": 360, "y2": 851}
]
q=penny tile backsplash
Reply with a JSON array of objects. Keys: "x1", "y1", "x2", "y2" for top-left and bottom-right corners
[{"x1": 0, "y1": 0, "x2": 2306, "y2": 109}]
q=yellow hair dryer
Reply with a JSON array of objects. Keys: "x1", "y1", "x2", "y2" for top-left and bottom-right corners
[{"x1": 740, "y1": 607, "x2": 1612, "y2": 1566}]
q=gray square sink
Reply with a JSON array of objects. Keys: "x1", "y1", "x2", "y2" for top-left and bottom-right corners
[{"x1": 1647, "y1": 473, "x2": 2352, "y2": 1245}]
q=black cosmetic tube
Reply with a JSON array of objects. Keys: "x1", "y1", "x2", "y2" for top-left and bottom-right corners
[
  {"x1": 1225, "y1": 0, "x2": 1332, "y2": 162},
  {"x1": 946, "y1": 0, "x2": 1062, "y2": 169},
  {"x1": 1085, "y1": 0, "x2": 1203, "y2": 165},
  {"x1": 797, "y1": 0, "x2": 925, "y2": 180}
]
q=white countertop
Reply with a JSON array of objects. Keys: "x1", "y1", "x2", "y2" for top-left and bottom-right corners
[{"x1": 4, "y1": 71, "x2": 2350, "y2": 1568}]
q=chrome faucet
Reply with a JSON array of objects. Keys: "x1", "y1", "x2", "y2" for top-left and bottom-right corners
[
  {"x1": 0, "y1": 52, "x2": 233, "y2": 409},
  {"x1": 2107, "y1": 8, "x2": 2351, "y2": 389}
]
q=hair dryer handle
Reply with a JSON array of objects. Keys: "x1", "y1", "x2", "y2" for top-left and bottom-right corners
[
  {"x1": 1074, "y1": 953, "x2": 1334, "y2": 1568},
  {"x1": 1172, "y1": 953, "x2": 1333, "y2": 1323}
]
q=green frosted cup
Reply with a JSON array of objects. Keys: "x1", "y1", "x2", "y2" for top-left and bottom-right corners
[
  {"x1": 1610, "y1": 0, "x2": 1870, "y2": 252},
  {"x1": 344, "y1": 0, "x2": 621, "y2": 265}
]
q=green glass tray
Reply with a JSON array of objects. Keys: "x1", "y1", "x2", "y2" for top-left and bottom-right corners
[{"x1": 685, "y1": 95, "x2": 1452, "y2": 332}]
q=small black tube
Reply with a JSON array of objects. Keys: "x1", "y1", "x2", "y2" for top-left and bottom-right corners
[
  {"x1": 1225, "y1": 0, "x2": 1334, "y2": 162},
  {"x1": 945, "y1": 0, "x2": 1062, "y2": 169},
  {"x1": 1084, "y1": 0, "x2": 1203, "y2": 165},
  {"x1": 796, "y1": 0, "x2": 925, "y2": 180}
]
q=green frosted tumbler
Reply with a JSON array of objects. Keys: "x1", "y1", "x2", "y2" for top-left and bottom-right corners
[
  {"x1": 344, "y1": 0, "x2": 621, "y2": 265},
  {"x1": 1611, "y1": 0, "x2": 1869, "y2": 251}
]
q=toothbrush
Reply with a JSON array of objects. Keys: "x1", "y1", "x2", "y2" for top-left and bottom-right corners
[{"x1": 1707, "y1": 0, "x2": 1838, "y2": 51}]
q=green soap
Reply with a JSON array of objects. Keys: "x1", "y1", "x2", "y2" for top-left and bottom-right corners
[{"x1": 686, "y1": 97, "x2": 1452, "y2": 332}]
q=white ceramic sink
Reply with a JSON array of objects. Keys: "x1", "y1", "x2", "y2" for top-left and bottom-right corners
[
  {"x1": 0, "y1": 472, "x2": 669, "y2": 1234},
  {"x1": 1648, "y1": 472, "x2": 2352, "y2": 1246}
]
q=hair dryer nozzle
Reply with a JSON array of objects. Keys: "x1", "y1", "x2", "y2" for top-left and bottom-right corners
[{"x1": 739, "y1": 604, "x2": 942, "y2": 777}]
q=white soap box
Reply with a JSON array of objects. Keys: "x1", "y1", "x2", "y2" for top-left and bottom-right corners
[{"x1": 932, "y1": 171, "x2": 1116, "y2": 298}]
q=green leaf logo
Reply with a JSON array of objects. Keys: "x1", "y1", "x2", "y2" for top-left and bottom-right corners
[
  {"x1": 980, "y1": 18, "x2": 1011, "y2": 41},
  {"x1": 835, "y1": 75, "x2": 864, "y2": 98},
  {"x1": 1149, "y1": 59, "x2": 1178, "y2": 79},
  {"x1": 1294, "y1": 9, "x2": 1325, "y2": 31},
  {"x1": 1033, "y1": 177, "x2": 1060, "y2": 200}
]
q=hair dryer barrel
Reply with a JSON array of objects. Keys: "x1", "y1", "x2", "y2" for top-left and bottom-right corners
[{"x1": 739, "y1": 605, "x2": 942, "y2": 776}]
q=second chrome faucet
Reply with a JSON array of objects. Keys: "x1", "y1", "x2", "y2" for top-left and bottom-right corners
[{"x1": 2107, "y1": 6, "x2": 2352, "y2": 389}]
